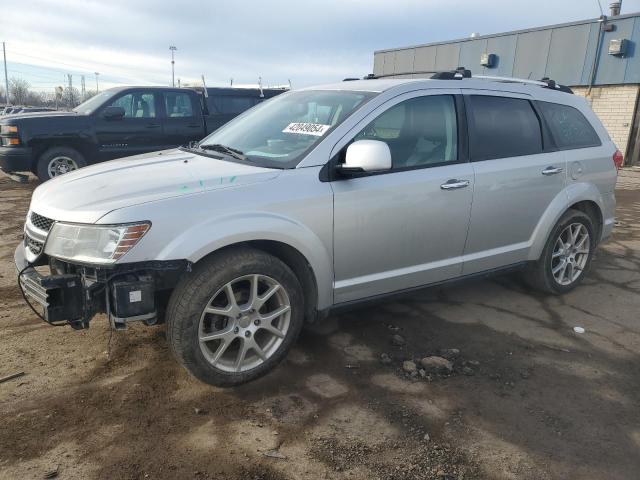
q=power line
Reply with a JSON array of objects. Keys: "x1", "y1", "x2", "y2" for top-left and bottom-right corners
[{"x1": 9, "y1": 49, "x2": 157, "y2": 84}]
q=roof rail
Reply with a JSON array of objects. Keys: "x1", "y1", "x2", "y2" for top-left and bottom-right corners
[
  {"x1": 362, "y1": 70, "x2": 573, "y2": 93},
  {"x1": 363, "y1": 67, "x2": 472, "y2": 80},
  {"x1": 540, "y1": 77, "x2": 574, "y2": 94},
  {"x1": 474, "y1": 75, "x2": 573, "y2": 94},
  {"x1": 431, "y1": 67, "x2": 472, "y2": 79}
]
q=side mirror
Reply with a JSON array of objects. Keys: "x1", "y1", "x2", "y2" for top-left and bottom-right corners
[
  {"x1": 102, "y1": 106, "x2": 125, "y2": 120},
  {"x1": 337, "y1": 140, "x2": 392, "y2": 175}
]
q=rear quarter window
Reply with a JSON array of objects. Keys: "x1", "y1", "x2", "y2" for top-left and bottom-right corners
[{"x1": 538, "y1": 101, "x2": 601, "y2": 149}]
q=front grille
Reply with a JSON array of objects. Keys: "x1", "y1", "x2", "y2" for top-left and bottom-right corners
[
  {"x1": 31, "y1": 212, "x2": 54, "y2": 232},
  {"x1": 26, "y1": 236, "x2": 44, "y2": 256}
]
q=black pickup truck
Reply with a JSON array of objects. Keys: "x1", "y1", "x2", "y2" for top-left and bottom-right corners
[{"x1": 0, "y1": 86, "x2": 286, "y2": 181}]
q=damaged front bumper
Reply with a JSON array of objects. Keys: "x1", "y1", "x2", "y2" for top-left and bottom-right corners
[{"x1": 15, "y1": 242, "x2": 189, "y2": 330}]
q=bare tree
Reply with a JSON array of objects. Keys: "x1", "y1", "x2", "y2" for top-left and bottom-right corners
[
  {"x1": 61, "y1": 86, "x2": 80, "y2": 108},
  {"x1": 9, "y1": 77, "x2": 31, "y2": 105}
]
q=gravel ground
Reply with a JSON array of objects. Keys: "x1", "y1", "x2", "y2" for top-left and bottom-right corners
[{"x1": 0, "y1": 169, "x2": 639, "y2": 480}]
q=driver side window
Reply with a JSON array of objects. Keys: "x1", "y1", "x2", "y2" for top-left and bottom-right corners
[
  {"x1": 355, "y1": 95, "x2": 458, "y2": 169},
  {"x1": 108, "y1": 93, "x2": 156, "y2": 119}
]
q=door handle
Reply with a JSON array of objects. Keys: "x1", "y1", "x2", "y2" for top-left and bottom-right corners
[
  {"x1": 145, "y1": 123, "x2": 161, "y2": 129},
  {"x1": 440, "y1": 179, "x2": 470, "y2": 190},
  {"x1": 542, "y1": 166, "x2": 563, "y2": 176},
  {"x1": 186, "y1": 124, "x2": 201, "y2": 128}
]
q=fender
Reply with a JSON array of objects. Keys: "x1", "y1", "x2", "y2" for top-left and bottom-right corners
[
  {"x1": 156, "y1": 211, "x2": 334, "y2": 309},
  {"x1": 528, "y1": 181, "x2": 605, "y2": 261}
]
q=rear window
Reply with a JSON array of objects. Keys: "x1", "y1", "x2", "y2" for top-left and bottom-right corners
[
  {"x1": 538, "y1": 101, "x2": 601, "y2": 149},
  {"x1": 468, "y1": 95, "x2": 543, "y2": 161}
]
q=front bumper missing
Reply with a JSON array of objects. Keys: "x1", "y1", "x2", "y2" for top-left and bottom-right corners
[
  {"x1": 15, "y1": 242, "x2": 190, "y2": 330},
  {"x1": 15, "y1": 243, "x2": 84, "y2": 326}
]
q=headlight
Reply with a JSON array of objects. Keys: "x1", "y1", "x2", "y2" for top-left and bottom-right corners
[
  {"x1": 1, "y1": 125, "x2": 18, "y2": 134},
  {"x1": 44, "y1": 222, "x2": 150, "y2": 265},
  {"x1": 2, "y1": 137, "x2": 20, "y2": 146}
]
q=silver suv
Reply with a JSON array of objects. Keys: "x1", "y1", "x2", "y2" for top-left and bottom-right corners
[{"x1": 15, "y1": 74, "x2": 619, "y2": 386}]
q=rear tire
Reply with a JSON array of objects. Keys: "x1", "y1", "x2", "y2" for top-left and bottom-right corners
[
  {"x1": 36, "y1": 146, "x2": 86, "y2": 182},
  {"x1": 166, "y1": 247, "x2": 304, "y2": 387},
  {"x1": 525, "y1": 209, "x2": 596, "y2": 294}
]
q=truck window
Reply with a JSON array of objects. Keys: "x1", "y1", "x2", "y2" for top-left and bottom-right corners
[
  {"x1": 210, "y1": 96, "x2": 258, "y2": 115},
  {"x1": 164, "y1": 92, "x2": 194, "y2": 118},
  {"x1": 108, "y1": 93, "x2": 156, "y2": 118}
]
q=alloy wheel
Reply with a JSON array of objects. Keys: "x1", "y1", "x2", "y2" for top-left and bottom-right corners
[
  {"x1": 551, "y1": 222, "x2": 591, "y2": 286},
  {"x1": 198, "y1": 274, "x2": 291, "y2": 373}
]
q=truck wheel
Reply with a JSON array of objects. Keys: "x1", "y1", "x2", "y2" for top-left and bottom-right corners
[
  {"x1": 36, "y1": 147, "x2": 86, "y2": 182},
  {"x1": 166, "y1": 247, "x2": 304, "y2": 387},
  {"x1": 525, "y1": 209, "x2": 595, "y2": 294}
]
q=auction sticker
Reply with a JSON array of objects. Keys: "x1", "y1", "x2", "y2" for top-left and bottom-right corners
[{"x1": 283, "y1": 123, "x2": 331, "y2": 136}]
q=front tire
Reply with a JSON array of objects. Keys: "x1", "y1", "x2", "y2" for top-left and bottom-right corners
[
  {"x1": 526, "y1": 209, "x2": 596, "y2": 294},
  {"x1": 166, "y1": 247, "x2": 304, "y2": 387},
  {"x1": 36, "y1": 146, "x2": 86, "y2": 182}
]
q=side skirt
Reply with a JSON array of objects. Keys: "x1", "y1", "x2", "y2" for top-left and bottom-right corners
[{"x1": 322, "y1": 261, "x2": 529, "y2": 317}]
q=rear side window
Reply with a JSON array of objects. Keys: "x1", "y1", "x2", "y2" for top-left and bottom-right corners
[
  {"x1": 209, "y1": 96, "x2": 257, "y2": 115},
  {"x1": 468, "y1": 95, "x2": 542, "y2": 161},
  {"x1": 164, "y1": 92, "x2": 194, "y2": 118},
  {"x1": 538, "y1": 101, "x2": 601, "y2": 149}
]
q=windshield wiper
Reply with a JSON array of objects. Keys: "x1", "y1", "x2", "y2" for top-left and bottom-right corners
[{"x1": 199, "y1": 143, "x2": 249, "y2": 162}]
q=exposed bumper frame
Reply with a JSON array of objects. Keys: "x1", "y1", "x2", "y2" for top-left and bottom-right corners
[{"x1": 15, "y1": 242, "x2": 190, "y2": 329}]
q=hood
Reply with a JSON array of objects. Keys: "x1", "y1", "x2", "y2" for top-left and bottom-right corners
[
  {"x1": 1, "y1": 111, "x2": 81, "y2": 122},
  {"x1": 31, "y1": 149, "x2": 281, "y2": 223}
]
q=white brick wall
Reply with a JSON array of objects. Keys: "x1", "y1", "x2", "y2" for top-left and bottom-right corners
[{"x1": 572, "y1": 85, "x2": 639, "y2": 158}]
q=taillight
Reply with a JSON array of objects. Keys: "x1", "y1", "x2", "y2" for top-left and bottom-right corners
[{"x1": 613, "y1": 149, "x2": 624, "y2": 171}]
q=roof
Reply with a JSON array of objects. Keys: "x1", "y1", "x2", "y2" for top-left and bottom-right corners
[{"x1": 373, "y1": 11, "x2": 640, "y2": 87}]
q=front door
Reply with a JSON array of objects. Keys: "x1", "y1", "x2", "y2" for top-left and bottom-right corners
[
  {"x1": 95, "y1": 90, "x2": 166, "y2": 160},
  {"x1": 461, "y1": 92, "x2": 567, "y2": 274},
  {"x1": 331, "y1": 91, "x2": 474, "y2": 304}
]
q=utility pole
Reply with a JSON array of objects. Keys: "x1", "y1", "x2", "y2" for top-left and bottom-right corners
[
  {"x1": 169, "y1": 46, "x2": 177, "y2": 87},
  {"x1": 94, "y1": 72, "x2": 99, "y2": 93},
  {"x1": 67, "y1": 74, "x2": 74, "y2": 107},
  {"x1": 3, "y1": 42, "x2": 9, "y2": 106},
  {"x1": 81, "y1": 75, "x2": 86, "y2": 101}
]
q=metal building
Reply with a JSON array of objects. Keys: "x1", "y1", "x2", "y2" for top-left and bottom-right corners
[{"x1": 373, "y1": 5, "x2": 640, "y2": 165}]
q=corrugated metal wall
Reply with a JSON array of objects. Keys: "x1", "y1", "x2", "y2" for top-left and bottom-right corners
[{"x1": 374, "y1": 14, "x2": 640, "y2": 86}]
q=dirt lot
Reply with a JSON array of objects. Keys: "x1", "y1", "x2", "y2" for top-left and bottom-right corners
[{"x1": 1, "y1": 170, "x2": 639, "y2": 480}]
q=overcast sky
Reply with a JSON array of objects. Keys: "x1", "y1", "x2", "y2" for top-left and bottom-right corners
[{"x1": 4, "y1": 0, "x2": 640, "y2": 92}]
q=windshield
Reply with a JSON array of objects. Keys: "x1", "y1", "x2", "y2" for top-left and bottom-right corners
[
  {"x1": 198, "y1": 90, "x2": 376, "y2": 168},
  {"x1": 72, "y1": 90, "x2": 119, "y2": 114}
]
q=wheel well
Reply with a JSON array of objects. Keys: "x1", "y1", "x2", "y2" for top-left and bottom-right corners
[
  {"x1": 30, "y1": 140, "x2": 93, "y2": 172},
  {"x1": 568, "y1": 200, "x2": 603, "y2": 242},
  {"x1": 202, "y1": 241, "x2": 320, "y2": 323}
]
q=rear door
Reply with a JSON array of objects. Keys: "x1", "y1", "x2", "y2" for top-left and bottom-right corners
[
  {"x1": 94, "y1": 89, "x2": 165, "y2": 160},
  {"x1": 161, "y1": 90, "x2": 205, "y2": 146},
  {"x1": 462, "y1": 91, "x2": 567, "y2": 274},
  {"x1": 331, "y1": 90, "x2": 474, "y2": 303}
]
